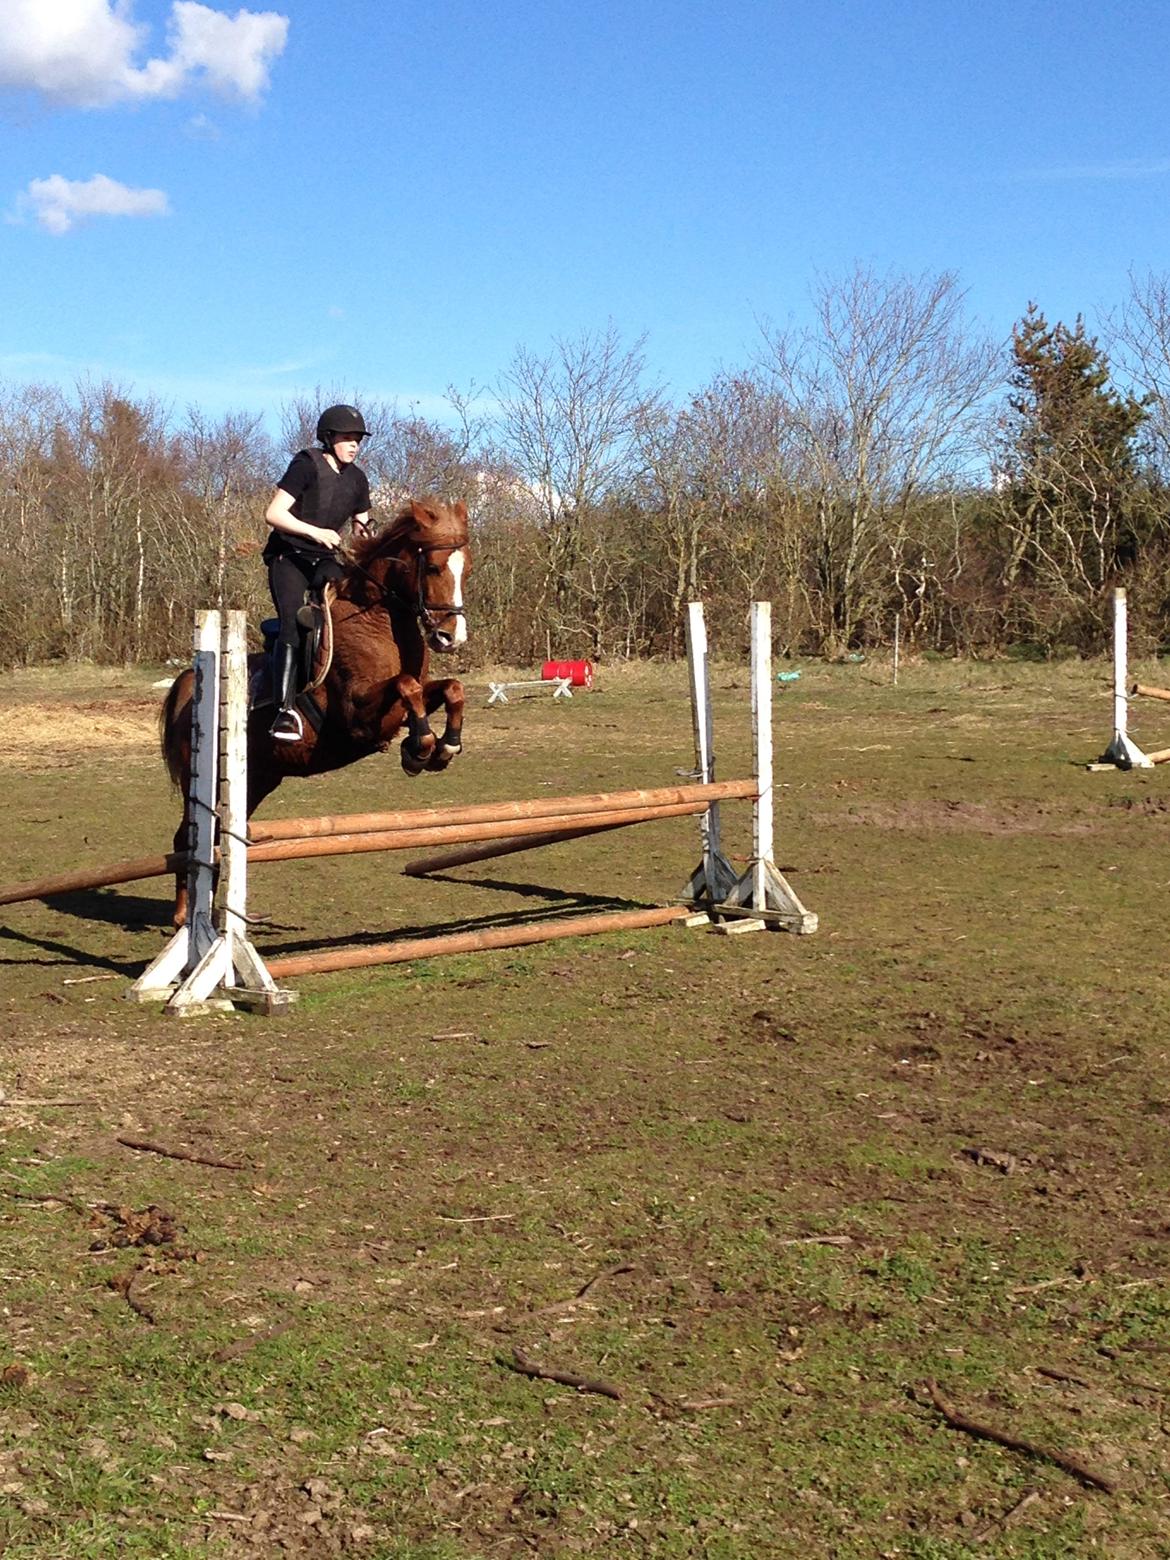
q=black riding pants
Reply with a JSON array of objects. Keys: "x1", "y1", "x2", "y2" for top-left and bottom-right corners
[{"x1": 267, "y1": 552, "x2": 342, "y2": 649}]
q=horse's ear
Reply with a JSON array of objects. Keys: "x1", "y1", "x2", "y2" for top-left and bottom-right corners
[
  {"x1": 454, "y1": 500, "x2": 468, "y2": 523},
  {"x1": 410, "y1": 499, "x2": 438, "y2": 525}
]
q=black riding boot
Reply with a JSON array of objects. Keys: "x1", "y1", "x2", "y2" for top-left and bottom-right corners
[{"x1": 270, "y1": 641, "x2": 304, "y2": 742}]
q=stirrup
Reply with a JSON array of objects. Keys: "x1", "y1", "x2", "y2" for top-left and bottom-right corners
[{"x1": 270, "y1": 707, "x2": 304, "y2": 742}]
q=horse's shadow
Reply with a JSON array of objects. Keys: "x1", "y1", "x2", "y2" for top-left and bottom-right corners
[{"x1": 0, "y1": 888, "x2": 174, "y2": 974}]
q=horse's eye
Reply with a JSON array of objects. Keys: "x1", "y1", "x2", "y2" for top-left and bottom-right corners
[{"x1": 426, "y1": 564, "x2": 443, "y2": 576}]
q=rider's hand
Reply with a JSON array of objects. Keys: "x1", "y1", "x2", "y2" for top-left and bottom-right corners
[{"x1": 316, "y1": 527, "x2": 343, "y2": 548}]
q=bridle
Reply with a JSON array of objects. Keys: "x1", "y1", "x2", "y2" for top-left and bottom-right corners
[{"x1": 350, "y1": 538, "x2": 467, "y2": 632}]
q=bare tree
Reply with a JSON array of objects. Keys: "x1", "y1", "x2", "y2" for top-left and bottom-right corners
[
  {"x1": 760, "y1": 267, "x2": 1000, "y2": 653},
  {"x1": 495, "y1": 324, "x2": 660, "y2": 627},
  {"x1": 1107, "y1": 270, "x2": 1170, "y2": 480}
]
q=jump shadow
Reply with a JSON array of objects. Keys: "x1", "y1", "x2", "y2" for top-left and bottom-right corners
[
  {"x1": 255, "y1": 873, "x2": 661, "y2": 962},
  {"x1": 0, "y1": 923, "x2": 140, "y2": 977}
]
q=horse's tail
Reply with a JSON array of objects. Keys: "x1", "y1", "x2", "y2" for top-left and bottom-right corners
[{"x1": 159, "y1": 670, "x2": 193, "y2": 790}]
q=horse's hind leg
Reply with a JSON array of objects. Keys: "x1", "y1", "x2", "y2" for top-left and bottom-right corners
[{"x1": 422, "y1": 677, "x2": 465, "y2": 771}]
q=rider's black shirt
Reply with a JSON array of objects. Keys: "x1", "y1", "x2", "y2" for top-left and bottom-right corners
[{"x1": 263, "y1": 450, "x2": 371, "y2": 562}]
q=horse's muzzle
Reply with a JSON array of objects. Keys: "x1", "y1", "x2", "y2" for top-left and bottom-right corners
[{"x1": 429, "y1": 628, "x2": 458, "y2": 652}]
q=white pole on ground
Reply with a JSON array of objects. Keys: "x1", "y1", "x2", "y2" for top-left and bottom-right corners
[
  {"x1": 893, "y1": 613, "x2": 900, "y2": 687},
  {"x1": 680, "y1": 601, "x2": 817, "y2": 935},
  {"x1": 1096, "y1": 587, "x2": 1152, "y2": 769},
  {"x1": 213, "y1": 611, "x2": 292, "y2": 1005}
]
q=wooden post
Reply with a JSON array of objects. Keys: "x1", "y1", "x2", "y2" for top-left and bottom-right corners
[{"x1": 1095, "y1": 587, "x2": 1152, "y2": 769}]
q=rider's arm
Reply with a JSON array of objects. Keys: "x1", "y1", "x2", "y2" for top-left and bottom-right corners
[{"x1": 265, "y1": 486, "x2": 342, "y2": 549}]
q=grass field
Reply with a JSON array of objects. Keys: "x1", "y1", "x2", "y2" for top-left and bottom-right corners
[{"x1": 2, "y1": 646, "x2": 1169, "y2": 1558}]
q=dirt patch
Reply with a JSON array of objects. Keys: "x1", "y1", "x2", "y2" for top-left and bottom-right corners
[
  {"x1": 833, "y1": 797, "x2": 1100, "y2": 833},
  {"x1": 0, "y1": 701, "x2": 159, "y2": 771}
]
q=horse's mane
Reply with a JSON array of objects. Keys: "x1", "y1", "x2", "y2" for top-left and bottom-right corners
[{"x1": 348, "y1": 498, "x2": 468, "y2": 571}]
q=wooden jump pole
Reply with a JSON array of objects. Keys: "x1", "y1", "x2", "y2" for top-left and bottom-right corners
[
  {"x1": 244, "y1": 779, "x2": 755, "y2": 844},
  {"x1": 403, "y1": 802, "x2": 710, "y2": 878},
  {"x1": 0, "y1": 783, "x2": 756, "y2": 908},
  {"x1": 265, "y1": 905, "x2": 693, "y2": 979},
  {"x1": 0, "y1": 848, "x2": 186, "y2": 907},
  {"x1": 1132, "y1": 683, "x2": 1170, "y2": 704},
  {"x1": 246, "y1": 798, "x2": 732, "y2": 868}
]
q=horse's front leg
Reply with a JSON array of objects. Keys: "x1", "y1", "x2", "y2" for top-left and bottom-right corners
[
  {"x1": 422, "y1": 677, "x2": 465, "y2": 771},
  {"x1": 391, "y1": 674, "x2": 437, "y2": 776}
]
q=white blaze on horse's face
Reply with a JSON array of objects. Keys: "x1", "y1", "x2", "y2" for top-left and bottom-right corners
[
  {"x1": 426, "y1": 546, "x2": 467, "y2": 652},
  {"x1": 448, "y1": 548, "x2": 468, "y2": 647}
]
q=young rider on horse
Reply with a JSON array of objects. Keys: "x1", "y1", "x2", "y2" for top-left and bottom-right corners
[{"x1": 263, "y1": 404, "x2": 372, "y2": 741}]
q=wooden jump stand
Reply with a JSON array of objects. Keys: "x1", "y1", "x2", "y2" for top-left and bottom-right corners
[
  {"x1": 119, "y1": 599, "x2": 813, "y2": 1011},
  {"x1": 129, "y1": 610, "x2": 296, "y2": 1016},
  {"x1": 1089, "y1": 588, "x2": 1154, "y2": 771},
  {"x1": 683, "y1": 601, "x2": 816, "y2": 934}
]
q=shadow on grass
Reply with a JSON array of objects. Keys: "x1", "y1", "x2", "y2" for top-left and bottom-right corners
[
  {"x1": 0, "y1": 923, "x2": 139, "y2": 976},
  {"x1": 255, "y1": 874, "x2": 662, "y2": 961}
]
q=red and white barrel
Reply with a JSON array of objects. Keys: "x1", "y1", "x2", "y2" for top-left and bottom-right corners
[{"x1": 541, "y1": 659, "x2": 594, "y2": 689}]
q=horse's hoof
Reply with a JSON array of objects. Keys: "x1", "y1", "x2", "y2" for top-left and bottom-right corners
[
  {"x1": 401, "y1": 742, "x2": 431, "y2": 776},
  {"x1": 425, "y1": 741, "x2": 462, "y2": 773}
]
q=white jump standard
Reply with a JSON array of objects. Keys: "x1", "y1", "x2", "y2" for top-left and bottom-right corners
[
  {"x1": 1094, "y1": 586, "x2": 1154, "y2": 770},
  {"x1": 129, "y1": 610, "x2": 296, "y2": 1016}
]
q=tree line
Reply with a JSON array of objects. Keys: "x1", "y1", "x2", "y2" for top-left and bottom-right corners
[{"x1": 3, "y1": 264, "x2": 1169, "y2": 670}]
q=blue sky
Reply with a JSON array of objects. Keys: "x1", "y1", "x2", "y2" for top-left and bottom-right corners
[{"x1": 2, "y1": 0, "x2": 1168, "y2": 429}]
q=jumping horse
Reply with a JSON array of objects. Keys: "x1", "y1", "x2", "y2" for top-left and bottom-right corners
[{"x1": 160, "y1": 497, "x2": 470, "y2": 927}]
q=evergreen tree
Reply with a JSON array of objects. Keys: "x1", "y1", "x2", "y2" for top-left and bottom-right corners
[{"x1": 999, "y1": 303, "x2": 1147, "y2": 642}]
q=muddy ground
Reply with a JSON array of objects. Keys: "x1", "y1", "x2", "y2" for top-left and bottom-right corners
[{"x1": 1, "y1": 652, "x2": 1169, "y2": 1558}]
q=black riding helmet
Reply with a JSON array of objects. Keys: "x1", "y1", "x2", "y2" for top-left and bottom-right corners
[{"x1": 316, "y1": 404, "x2": 369, "y2": 445}]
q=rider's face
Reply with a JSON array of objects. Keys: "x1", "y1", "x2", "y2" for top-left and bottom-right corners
[{"x1": 331, "y1": 435, "x2": 362, "y2": 464}]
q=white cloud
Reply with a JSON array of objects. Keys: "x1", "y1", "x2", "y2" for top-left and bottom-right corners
[
  {"x1": 185, "y1": 111, "x2": 222, "y2": 139},
  {"x1": 23, "y1": 173, "x2": 170, "y2": 235},
  {"x1": 0, "y1": 0, "x2": 288, "y2": 109}
]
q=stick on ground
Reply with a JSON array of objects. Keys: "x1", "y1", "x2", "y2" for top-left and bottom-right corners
[
  {"x1": 926, "y1": 1380, "x2": 1117, "y2": 1493},
  {"x1": 503, "y1": 1347, "x2": 622, "y2": 1401},
  {"x1": 115, "y1": 1136, "x2": 244, "y2": 1171},
  {"x1": 109, "y1": 1269, "x2": 156, "y2": 1325}
]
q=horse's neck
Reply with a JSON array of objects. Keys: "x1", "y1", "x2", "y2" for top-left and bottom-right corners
[{"x1": 329, "y1": 588, "x2": 427, "y2": 685}]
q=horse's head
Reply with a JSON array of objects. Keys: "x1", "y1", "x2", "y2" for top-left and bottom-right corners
[{"x1": 353, "y1": 498, "x2": 471, "y2": 652}]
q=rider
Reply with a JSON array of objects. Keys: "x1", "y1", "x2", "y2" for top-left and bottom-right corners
[{"x1": 263, "y1": 404, "x2": 372, "y2": 741}]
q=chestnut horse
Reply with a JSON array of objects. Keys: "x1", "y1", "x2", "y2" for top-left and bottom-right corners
[{"x1": 160, "y1": 497, "x2": 470, "y2": 926}]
